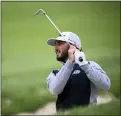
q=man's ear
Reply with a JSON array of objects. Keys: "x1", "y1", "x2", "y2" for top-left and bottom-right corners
[
  {"x1": 73, "y1": 44, "x2": 76, "y2": 47},
  {"x1": 68, "y1": 43, "x2": 76, "y2": 48},
  {"x1": 71, "y1": 44, "x2": 78, "y2": 49},
  {"x1": 71, "y1": 43, "x2": 76, "y2": 47}
]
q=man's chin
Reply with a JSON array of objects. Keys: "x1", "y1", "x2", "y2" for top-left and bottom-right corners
[
  {"x1": 56, "y1": 57, "x2": 61, "y2": 61},
  {"x1": 56, "y1": 56, "x2": 62, "y2": 61},
  {"x1": 56, "y1": 56, "x2": 67, "y2": 63}
]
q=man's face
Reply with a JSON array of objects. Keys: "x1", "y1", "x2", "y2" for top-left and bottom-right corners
[{"x1": 55, "y1": 40, "x2": 70, "y2": 62}]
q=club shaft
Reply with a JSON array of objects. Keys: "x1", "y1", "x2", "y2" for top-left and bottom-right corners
[{"x1": 44, "y1": 13, "x2": 62, "y2": 35}]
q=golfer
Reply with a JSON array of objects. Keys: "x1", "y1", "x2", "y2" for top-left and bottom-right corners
[{"x1": 46, "y1": 32, "x2": 111, "y2": 112}]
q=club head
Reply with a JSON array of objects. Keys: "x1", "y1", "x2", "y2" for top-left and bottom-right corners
[
  {"x1": 33, "y1": 9, "x2": 45, "y2": 16},
  {"x1": 33, "y1": 9, "x2": 62, "y2": 35}
]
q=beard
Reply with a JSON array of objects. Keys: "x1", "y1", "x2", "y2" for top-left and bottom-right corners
[{"x1": 56, "y1": 45, "x2": 70, "y2": 63}]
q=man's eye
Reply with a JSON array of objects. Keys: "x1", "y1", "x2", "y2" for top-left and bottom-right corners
[{"x1": 59, "y1": 43, "x2": 62, "y2": 45}]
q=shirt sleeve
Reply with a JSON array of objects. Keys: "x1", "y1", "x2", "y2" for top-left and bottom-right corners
[
  {"x1": 80, "y1": 61, "x2": 111, "y2": 91},
  {"x1": 46, "y1": 60, "x2": 74, "y2": 95}
]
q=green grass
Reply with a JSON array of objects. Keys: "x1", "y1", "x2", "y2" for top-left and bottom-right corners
[
  {"x1": 2, "y1": 1, "x2": 120, "y2": 115},
  {"x1": 57, "y1": 99, "x2": 120, "y2": 115},
  {"x1": 2, "y1": 68, "x2": 56, "y2": 115}
]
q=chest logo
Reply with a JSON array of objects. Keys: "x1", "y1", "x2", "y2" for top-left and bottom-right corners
[{"x1": 72, "y1": 70, "x2": 80, "y2": 75}]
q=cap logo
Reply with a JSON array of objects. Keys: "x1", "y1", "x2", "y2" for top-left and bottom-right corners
[
  {"x1": 58, "y1": 34, "x2": 61, "y2": 36},
  {"x1": 58, "y1": 34, "x2": 66, "y2": 37}
]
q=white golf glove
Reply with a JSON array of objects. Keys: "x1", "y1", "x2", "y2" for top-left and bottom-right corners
[{"x1": 74, "y1": 50, "x2": 88, "y2": 66}]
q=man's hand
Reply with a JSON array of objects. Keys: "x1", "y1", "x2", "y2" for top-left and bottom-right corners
[
  {"x1": 68, "y1": 45, "x2": 76, "y2": 63},
  {"x1": 74, "y1": 50, "x2": 88, "y2": 66}
]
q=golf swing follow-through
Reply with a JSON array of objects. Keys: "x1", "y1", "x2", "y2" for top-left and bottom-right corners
[
  {"x1": 34, "y1": 9, "x2": 111, "y2": 112},
  {"x1": 34, "y1": 9, "x2": 85, "y2": 64}
]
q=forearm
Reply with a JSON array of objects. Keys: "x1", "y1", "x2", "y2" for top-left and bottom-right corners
[
  {"x1": 47, "y1": 60, "x2": 74, "y2": 95},
  {"x1": 81, "y1": 62, "x2": 111, "y2": 91}
]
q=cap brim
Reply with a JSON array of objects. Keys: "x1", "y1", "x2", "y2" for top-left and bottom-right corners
[
  {"x1": 47, "y1": 38, "x2": 56, "y2": 46},
  {"x1": 47, "y1": 37, "x2": 66, "y2": 46}
]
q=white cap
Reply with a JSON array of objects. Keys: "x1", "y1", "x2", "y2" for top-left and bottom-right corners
[{"x1": 47, "y1": 32, "x2": 81, "y2": 49}]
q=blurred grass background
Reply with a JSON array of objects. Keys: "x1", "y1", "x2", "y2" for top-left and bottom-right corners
[{"x1": 1, "y1": 1, "x2": 120, "y2": 115}]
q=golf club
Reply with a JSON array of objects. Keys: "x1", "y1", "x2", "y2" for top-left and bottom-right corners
[
  {"x1": 33, "y1": 9, "x2": 62, "y2": 36},
  {"x1": 33, "y1": 9, "x2": 83, "y2": 62}
]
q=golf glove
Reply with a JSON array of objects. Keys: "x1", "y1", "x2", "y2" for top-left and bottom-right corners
[{"x1": 74, "y1": 50, "x2": 88, "y2": 66}]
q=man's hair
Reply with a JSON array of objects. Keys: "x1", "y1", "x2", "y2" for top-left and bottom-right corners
[{"x1": 80, "y1": 48, "x2": 82, "y2": 51}]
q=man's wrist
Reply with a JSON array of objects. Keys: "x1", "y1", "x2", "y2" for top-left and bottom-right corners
[
  {"x1": 68, "y1": 58, "x2": 74, "y2": 64},
  {"x1": 66, "y1": 59, "x2": 75, "y2": 69},
  {"x1": 68, "y1": 55, "x2": 75, "y2": 63}
]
